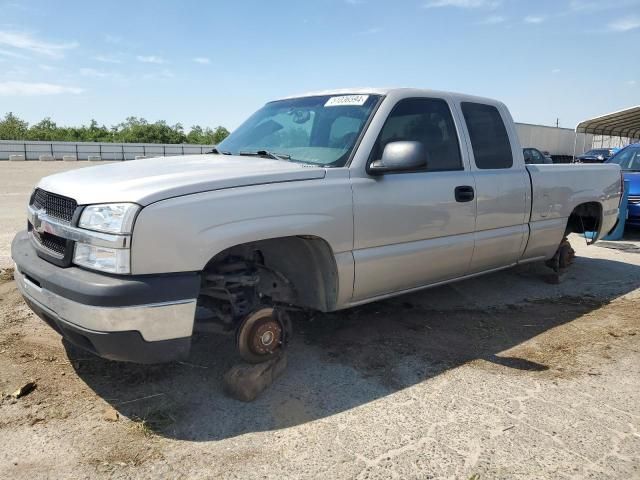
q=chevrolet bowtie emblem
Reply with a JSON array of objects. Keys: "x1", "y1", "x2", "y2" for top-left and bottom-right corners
[{"x1": 32, "y1": 209, "x2": 47, "y2": 234}]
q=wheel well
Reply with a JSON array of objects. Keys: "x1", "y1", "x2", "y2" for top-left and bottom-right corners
[
  {"x1": 202, "y1": 236, "x2": 338, "y2": 312},
  {"x1": 565, "y1": 202, "x2": 602, "y2": 236}
]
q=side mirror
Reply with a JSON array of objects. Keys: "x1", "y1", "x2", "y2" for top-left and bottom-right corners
[{"x1": 368, "y1": 141, "x2": 428, "y2": 175}]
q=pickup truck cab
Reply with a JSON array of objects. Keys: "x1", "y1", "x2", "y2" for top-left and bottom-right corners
[{"x1": 11, "y1": 88, "x2": 623, "y2": 364}]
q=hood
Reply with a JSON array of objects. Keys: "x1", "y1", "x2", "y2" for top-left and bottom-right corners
[
  {"x1": 37, "y1": 154, "x2": 327, "y2": 205},
  {"x1": 623, "y1": 171, "x2": 640, "y2": 195}
]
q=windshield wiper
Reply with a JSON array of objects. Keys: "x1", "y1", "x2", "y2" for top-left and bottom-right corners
[
  {"x1": 207, "y1": 147, "x2": 232, "y2": 155},
  {"x1": 239, "y1": 150, "x2": 291, "y2": 161}
]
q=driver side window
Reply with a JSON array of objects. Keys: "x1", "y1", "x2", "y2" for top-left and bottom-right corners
[
  {"x1": 372, "y1": 98, "x2": 463, "y2": 172},
  {"x1": 329, "y1": 116, "x2": 362, "y2": 149}
]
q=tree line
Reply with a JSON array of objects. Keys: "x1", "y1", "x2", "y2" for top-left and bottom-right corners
[{"x1": 0, "y1": 112, "x2": 230, "y2": 145}]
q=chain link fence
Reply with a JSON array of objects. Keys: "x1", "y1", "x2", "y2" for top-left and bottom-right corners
[{"x1": 0, "y1": 140, "x2": 213, "y2": 161}]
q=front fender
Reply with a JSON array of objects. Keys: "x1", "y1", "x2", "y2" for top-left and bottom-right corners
[{"x1": 130, "y1": 174, "x2": 353, "y2": 275}]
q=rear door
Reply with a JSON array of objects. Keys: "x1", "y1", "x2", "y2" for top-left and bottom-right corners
[{"x1": 458, "y1": 101, "x2": 530, "y2": 273}]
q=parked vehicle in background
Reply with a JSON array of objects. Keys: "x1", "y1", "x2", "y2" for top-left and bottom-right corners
[
  {"x1": 514, "y1": 123, "x2": 588, "y2": 164},
  {"x1": 577, "y1": 148, "x2": 616, "y2": 163},
  {"x1": 606, "y1": 143, "x2": 640, "y2": 227},
  {"x1": 11, "y1": 88, "x2": 623, "y2": 366},
  {"x1": 523, "y1": 147, "x2": 553, "y2": 164}
]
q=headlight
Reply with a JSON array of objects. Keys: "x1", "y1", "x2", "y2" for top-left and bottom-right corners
[
  {"x1": 79, "y1": 203, "x2": 140, "y2": 234},
  {"x1": 73, "y1": 243, "x2": 131, "y2": 274}
]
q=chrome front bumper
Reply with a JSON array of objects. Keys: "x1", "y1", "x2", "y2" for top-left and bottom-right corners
[
  {"x1": 14, "y1": 266, "x2": 197, "y2": 342},
  {"x1": 11, "y1": 230, "x2": 201, "y2": 363}
]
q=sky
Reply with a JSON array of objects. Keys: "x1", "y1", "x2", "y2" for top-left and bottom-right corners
[{"x1": 0, "y1": 0, "x2": 638, "y2": 131}]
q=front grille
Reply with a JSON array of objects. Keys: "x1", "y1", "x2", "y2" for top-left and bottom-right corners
[
  {"x1": 31, "y1": 188, "x2": 77, "y2": 223},
  {"x1": 628, "y1": 195, "x2": 640, "y2": 205},
  {"x1": 32, "y1": 230, "x2": 67, "y2": 256}
]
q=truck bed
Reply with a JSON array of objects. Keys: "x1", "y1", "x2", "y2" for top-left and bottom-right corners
[{"x1": 521, "y1": 163, "x2": 621, "y2": 262}]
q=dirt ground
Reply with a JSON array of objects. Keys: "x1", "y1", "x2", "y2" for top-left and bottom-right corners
[{"x1": 1, "y1": 162, "x2": 639, "y2": 479}]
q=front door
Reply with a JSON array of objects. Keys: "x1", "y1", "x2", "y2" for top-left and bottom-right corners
[{"x1": 351, "y1": 97, "x2": 476, "y2": 301}]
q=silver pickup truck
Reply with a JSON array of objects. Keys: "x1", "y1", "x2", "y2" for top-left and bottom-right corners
[{"x1": 11, "y1": 88, "x2": 623, "y2": 364}]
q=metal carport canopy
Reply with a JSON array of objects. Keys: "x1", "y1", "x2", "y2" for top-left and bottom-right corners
[{"x1": 576, "y1": 105, "x2": 640, "y2": 139}]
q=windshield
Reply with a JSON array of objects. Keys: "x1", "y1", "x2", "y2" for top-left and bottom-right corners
[
  {"x1": 216, "y1": 94, "x2": 381, "y2": 167},
  {"x1": 607, "y1": 146, "x2": 640, "y2": 171}
]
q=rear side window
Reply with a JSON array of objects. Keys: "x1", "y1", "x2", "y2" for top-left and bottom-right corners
[
  {"x1": 373, "y1": 98, "x2": 463, "y2": 172},
  {"x1": 461, "y1": 102, "x2": 513, "y2": 169}
]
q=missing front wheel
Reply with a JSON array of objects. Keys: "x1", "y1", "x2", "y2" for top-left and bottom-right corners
[{"x1": 236, "y1": 307, "x2": 291, "y2": 364}]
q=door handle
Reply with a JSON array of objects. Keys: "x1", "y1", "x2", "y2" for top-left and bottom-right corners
[{"x1": 455, "y1": 186, "x2": 474, "y2": 203}]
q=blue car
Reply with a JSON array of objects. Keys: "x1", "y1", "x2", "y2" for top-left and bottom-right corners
[{"x1": 606, "y1": 143, "x2": 640, "y2": 227}]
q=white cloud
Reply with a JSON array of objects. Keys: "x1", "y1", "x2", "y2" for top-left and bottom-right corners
[
  {"x1": 479, "y1": 14, "x2": 506, "y2": 24},
  {"x1": 93, "y1": 54, "x2": 122, "y2": 64},
  {"x1": 552, "y1": 68, "x2": 561, "y2": 74},
  {"x1": 137, "y1": 55, "x2": 166, "y2": 64},
  {"x1": 1, "y1": 66, "x2": 28, "y2": 77},
  {"x1": 0, "y1": 47, "x2": 28, "y2": 59},
  {"x1": 0, "y1": 31, "x2": 77, "y2": 58},
  {"x1": 627, "y1": 80, "x2": 637, "y2": 86},
  {"x1": 345, "y1": 0, "x2": 365, "y2": 4},
  {"x1": 423, "y1": 0, "x2": 500, "y2": 8},
  {"x1": 193, "y1": 57, "x2": 211, "y2": 64},
  {"x1": 0, "y1": 81, "x2": 83, "y2": 96},
  {"x1": 524, "y1": 15, "x2": 545, "y2": 24},
  {"x1": 39, "y1": 64, "x2": 55, "y2": 71},
  {"x1": 608, "y1": 16, "x2": 640, "y2": 32}
]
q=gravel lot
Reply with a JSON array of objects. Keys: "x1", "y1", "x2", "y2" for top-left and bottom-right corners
[{"x1": 1, "y1": 162, "x2": 639, "y2": 479}]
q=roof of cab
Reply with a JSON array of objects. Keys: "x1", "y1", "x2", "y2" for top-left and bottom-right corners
[{"x1": 277, "y1": 87, "x2": 503, "y2": 106}]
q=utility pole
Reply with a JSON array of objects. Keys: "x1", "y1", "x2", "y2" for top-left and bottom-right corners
[{"x1": 556, "y1": 118, "x2": 559, "y2": 128}]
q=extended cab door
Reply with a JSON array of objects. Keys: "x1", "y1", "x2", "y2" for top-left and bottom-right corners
[
  {"x1": 457, "y1": 101, "x2": 530, "y2": 273},
  {"x1": 350, "y1": 96, "x2": 476, "y2": 301}
]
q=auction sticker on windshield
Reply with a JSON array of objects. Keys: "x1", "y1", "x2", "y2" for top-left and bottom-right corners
[{"x1": 325, "y1": 95, "x2": 369, "y2": 107}]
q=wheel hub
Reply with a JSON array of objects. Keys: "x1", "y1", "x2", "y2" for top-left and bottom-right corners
[
  {"x1": 250, "y1": 319, "x2": 282, "y2": 355},
  {"x1": 237, "y1": 307, "x2": 290, "y2": 363}
]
